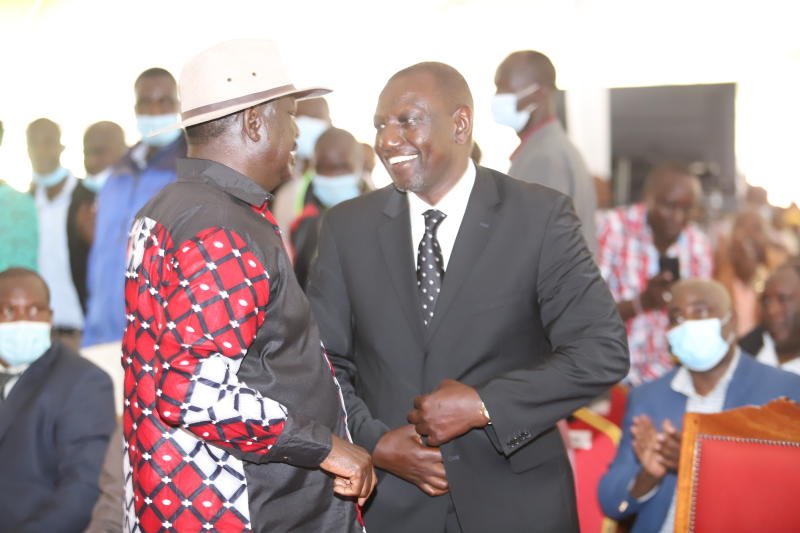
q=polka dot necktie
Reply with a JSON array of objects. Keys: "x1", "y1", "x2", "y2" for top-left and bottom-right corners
[{"x1": 417, "y1": 209, "x2": 446, "y2": 326}]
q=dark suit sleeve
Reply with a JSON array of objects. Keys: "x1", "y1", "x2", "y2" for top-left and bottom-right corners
[
  {"x1": 307, "y1": 213, "x2": 390, "y2": 453},
  {"x1": 475, "y1": 194, "x2": 629, "y2": 456},
  {"x1": 16, "y1": 365, "x2": 116, "y2": 533},
  {"x1": 597, "y1": 388, "x2": 652, "y2": 519}
]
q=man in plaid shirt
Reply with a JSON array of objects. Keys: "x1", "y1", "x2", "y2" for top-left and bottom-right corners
[
  {"x1": 597, "y1": 164, "x2": 713, "y2": 385},
  {"x1": 121, "y1": 40, "x2": 375, "y2": 532}
]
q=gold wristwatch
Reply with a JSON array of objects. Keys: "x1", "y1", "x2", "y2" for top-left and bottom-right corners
[{"x1": 479, "y1": 401, "x2": 491, "y2": 423}]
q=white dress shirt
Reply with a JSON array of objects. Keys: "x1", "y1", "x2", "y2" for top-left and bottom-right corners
[
  {"x1": 756, "y1": 332, "x2": 800, "y2": 375},
  {"x1": 407, "y1": 162, "x2": 476, "y2": 270},
  {"x1": 35, "y1": 173, "x2": 84, "y2": 329}
]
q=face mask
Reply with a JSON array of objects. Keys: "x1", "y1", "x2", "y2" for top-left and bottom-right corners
[
  {"x1": 136, "y1": 114, "x2": 182, "y2": 148},
  {"x1": 33, "y1": 166, "x2": 69, "y2": 188},
  {"x1": 491, "y1": 83, "x2": 540, "y2": 133},
  {"x1": 312, "y1": 173, "x2": 360, "y2": 208},
  {"x1": 667, "y1": 315, "x2": 733, "y2": 372},
  {"x1": 82, "y1": 167, "x2": 112, "y2": 193},
  {"x1": 295, "y1": 116, "x2": 329, "y2": 159},
  {"x1": 0, "y1": 321, "x2": 52, "y2": 367}
]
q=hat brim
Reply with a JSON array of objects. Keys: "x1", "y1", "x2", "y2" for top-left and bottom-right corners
[{"x1": 148, "y1": 85, "x2": 331, "y2": 137}]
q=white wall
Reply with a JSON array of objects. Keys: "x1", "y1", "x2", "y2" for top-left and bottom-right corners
[{"x1": 1, "y1": 0, "x2": 798, "y2": 204}]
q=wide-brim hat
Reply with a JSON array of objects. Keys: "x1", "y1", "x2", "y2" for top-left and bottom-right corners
[{"x1": 158, "y1": 39, "x2": 330, "y2": 134}]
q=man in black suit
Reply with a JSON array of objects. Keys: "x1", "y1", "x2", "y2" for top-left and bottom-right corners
[
  {"x1": 307, "y1": 62, "x2": 629, "y2": 532},
  {"x1": 0, "y1": 268, "x2": 115, "y2": 532}
]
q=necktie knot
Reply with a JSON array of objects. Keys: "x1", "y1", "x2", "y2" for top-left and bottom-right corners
[{"x1": 423, "y1": 209, "x2": 446, "y2": 232}]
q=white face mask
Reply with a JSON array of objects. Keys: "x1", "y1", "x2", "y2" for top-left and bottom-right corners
[
  {"x1": 83, "y1": 167, "x2": 113, "y2": 193},
  {"x1": 491, "y1": 83, "x2": 540, "y2": 132},
  {"x1": 667, "y1": 314, "x2": 734, "y2": 372},
  {"x1": 0, "y1": 321, "x2": 52, "y2": 367},
  {"x1": 295, "y1": 116, "x2": 329, "y2": 159}
]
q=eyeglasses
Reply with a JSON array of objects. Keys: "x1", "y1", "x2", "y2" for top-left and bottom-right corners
[{"x1": 0, "y1": 303, "x2": 50, "y2": 321}]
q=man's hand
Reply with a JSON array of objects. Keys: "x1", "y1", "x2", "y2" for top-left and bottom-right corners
[
  {"x1": 372, "y1": 424, "x2": 449, "y2": 496},
  {"x1": 639, "y1": 272, "x2": 675, "y2": 311},
  {"x1": 631, "y1": 415, "x2": 666, "y2": 479},
  {"x1": 655, "y1": 419, "x2": 682, "y2": 471},
  {"x1": 407, "y1": 379, "x2": 487, "y2": 447},
  {"x1": 319, "y1": 435, "x2": 377, "y2": 506}
]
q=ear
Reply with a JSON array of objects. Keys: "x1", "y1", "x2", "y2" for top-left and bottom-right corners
[
  {"x1": 452, "y1": 105, "x2": 473, "y2": 145},
  {"x1": 243, "y1": 106, "x2": 264, "y2": 142}
]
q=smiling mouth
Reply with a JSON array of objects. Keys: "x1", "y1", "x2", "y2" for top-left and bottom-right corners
[{"x1": 388, "y1": 154, "x2": 418, "y2": 165}]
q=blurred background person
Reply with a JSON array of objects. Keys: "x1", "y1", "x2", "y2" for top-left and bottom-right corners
[
  {"x1": 597, "y1": 163, "x2": 712, "y2": 385},
  {"x1": 713, "y1": 209, "x2": 787, "y2": 336},
  {"x1": 739, "y1": 260, "x2": 800, "y2": 374},
  {"x1": 67, "y1": 121, "x2": 127, "y2": 315},
  {"x1": 493, "y1": 50, "x2": 598, "y2": 255},
  {"x1": 271, "y1": 96, "x2": 332, "y2": 234},
  {"x1": 0, "y1": 120, "x2": 38, "y2": 272},
  {"x1": 82, "y1": 67, "x2": 185, "y2": 348},
  {"x1": 27, "y1": 118, "x2": 84, "y2": 349},
  {"x1": 0, "y1": 268, "x2": 115, "y2": 533},
  {"x1": 598, "y1": 279, "x2": 800, "y2": 533},
  {"x1": 290, "y1": 127, "x2": 368, "y2": 288}
]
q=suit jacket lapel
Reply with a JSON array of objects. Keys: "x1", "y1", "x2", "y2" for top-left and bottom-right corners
[
  {"x1": 0, "y1": 346, "x2": 56, "y2": 443},
  {"x1": 379, "y1": 189, "x2": 426, "y2": 348},
  {"x1": 427, "y1": 168, "x2": 501, "y2": 340}
]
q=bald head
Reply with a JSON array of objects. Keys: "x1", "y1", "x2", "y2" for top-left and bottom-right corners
[
  {"x1": 314, "y1": 127, "x2": 360, "y2": 176},
  {"x1": 0, "y1": 268, "x2": 50, "y2": 304},
  {"x1": 389, "y1": 62, "x2": 474, "y2": 111},
  {"x1": 671, "y1": 279, "x2": 732, "y2": 317},
  {"x1": 297, "y1": 97, "x2": 330, "y2": 122},
  {"x1": 496, "y1": 50, "x2": 557, "y2": 90},
  {"x1": 84, "y1": 121, "x2": 127, "y2": 175}
]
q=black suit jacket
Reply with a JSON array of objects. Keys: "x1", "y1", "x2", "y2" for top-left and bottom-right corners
[
  {"x1": 0, "y1": 342, "x2": 116, "y2": 533},
  {"x1": 307, "y1": 166, "x2": 629, "y2": 533}
]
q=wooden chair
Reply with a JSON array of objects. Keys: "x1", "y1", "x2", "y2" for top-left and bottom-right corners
[{"x1": 674, "y1": 398, "x2": 800, "y2": 533}]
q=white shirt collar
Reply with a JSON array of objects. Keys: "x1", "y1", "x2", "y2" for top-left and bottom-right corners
[
  {"x1": 671, "y1": 348, "x2": 740, "y2": 404},
  {"x1": 407, "y1": 161, "x2": 476, "y2": 270}
]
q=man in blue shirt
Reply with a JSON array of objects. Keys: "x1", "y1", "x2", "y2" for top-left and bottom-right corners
[{"x1": 82, "y1": 68, "x2": 186, "y2": 347}]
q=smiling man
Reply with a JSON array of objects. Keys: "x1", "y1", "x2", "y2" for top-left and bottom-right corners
[{"x1": 307, "y1": 62, "x2": 628, "y2": 533}]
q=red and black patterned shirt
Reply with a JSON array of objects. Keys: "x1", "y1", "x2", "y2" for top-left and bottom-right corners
[{"x1": 122, "y1": 158, "x2": 361, "y2": 533}]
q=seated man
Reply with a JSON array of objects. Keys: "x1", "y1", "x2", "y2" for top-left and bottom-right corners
[
  {"x1": 0, "y1": 268, "x2": 115, "y2": 533},
  {"x1": 598, "y1": 279, "x2": 800, "y2": 533},
  {"x1": 739, "y1": 260, "x2": 800, "y2": 374}
]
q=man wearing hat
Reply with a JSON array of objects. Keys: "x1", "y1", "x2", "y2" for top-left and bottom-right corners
[{"x1": 121, "y1": 39, "x2": 375, "y2": 533}]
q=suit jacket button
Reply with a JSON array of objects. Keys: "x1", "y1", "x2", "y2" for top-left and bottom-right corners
[{"x1": 618, "y1": 501, "x2": 629, "y2": 513}]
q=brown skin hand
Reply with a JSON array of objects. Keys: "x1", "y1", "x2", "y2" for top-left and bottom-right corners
[
  {"x1": 372, "y1": 424, "x2": 450, "y2": 496},
  {"x1": 407, "y1": 379, "x2": 488, "y2": 446},
  {"x1": 319, "y1": 434, "x2": 377, "y2": 507}
]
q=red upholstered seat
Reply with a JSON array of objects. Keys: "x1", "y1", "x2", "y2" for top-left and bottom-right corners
[{"x1": 675, "y1": 398, "x2": 800, "y2": 533}]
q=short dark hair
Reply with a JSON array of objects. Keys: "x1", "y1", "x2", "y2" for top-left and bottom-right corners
[
  {"x1": 185, "y1": 109, "x2": 244, "y2": 145},
  {"x1": 0, "y1": 267, "x2": 50, "y2": 302},
  {"x1": 135, "y1": 67, "x2": 176, "y2": 87}
]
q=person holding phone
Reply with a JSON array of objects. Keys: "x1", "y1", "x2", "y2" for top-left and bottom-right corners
[{"x1": 597, "y1": 163, "x2": 713, "y2": 385}]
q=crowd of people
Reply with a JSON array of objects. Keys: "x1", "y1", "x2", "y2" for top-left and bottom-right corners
[{"x1": 0, "y1": 37, "x2": 799, "y2": 533}]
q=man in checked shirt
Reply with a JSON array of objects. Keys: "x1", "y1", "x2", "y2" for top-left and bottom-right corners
[{"x1": 120, "y1": 39, "x2": 375, "y2": 533}]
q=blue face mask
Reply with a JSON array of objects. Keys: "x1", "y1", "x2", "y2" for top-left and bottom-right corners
[
  {"x1": 82, "y1": 167, "x2": 112, "y2": 193},
  {"x1": 491, "y1": 83, "x2": 540, "y2": 133},
  {"x1": 33, "y1": 166, "x2": 69, "y2": 188},
  {"x1": 667, "y1": 315, "x2": 733, "y2": 372},
  {"x1": 0, "y1": 321, "x2": 52, "y2": 367},
  {"x1": 136, "y1": 114, "x2": 182, "y2": 148},
  {"x1": 295, "y1": 116, "x2": 329, "y2": 159},
  {"x1": 312, "y1": 173, "x2": 360, "y2": 208}
]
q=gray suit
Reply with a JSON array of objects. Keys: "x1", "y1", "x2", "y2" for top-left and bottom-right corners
[
  {"x1": 508, "y1": 120, "x2": 598, "y2": 256},
  {"x1": 307, "y1": 166, "x2": 628, "y2": 532}
]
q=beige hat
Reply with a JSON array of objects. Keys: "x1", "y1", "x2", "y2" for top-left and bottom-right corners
[{"x1": 176, "y1": 39, "x2": 330, "y2": 129}]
